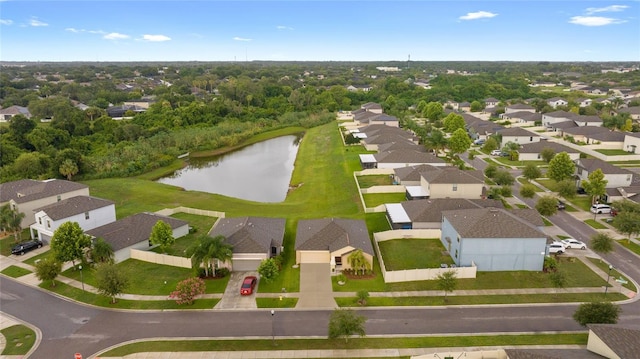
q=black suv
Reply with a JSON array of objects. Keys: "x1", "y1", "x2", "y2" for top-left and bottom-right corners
[
  {"x1": 557, "y1": 200, "x2": 566, "y2": 210},
  {"x1": 11, "y1": 240, "x2": 43, "y2": 255}
]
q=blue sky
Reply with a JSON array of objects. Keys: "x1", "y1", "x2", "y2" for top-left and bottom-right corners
[{"x1": 1, "y1": 1, "x2": 639, "y2": 62}]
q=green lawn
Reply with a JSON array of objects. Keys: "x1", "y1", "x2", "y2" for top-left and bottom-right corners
[
  {"x1": 595, "y1": 149, "x2": 633, "y2": 156},
  {"x1": 60, "y1": 259, "x2": 229, "y2": 295},
  {"x1": 517, "y1": 178, "x2": 545, "y2": 192},
  {"x1": 1, "y1": 325, "x2": 36, "y2": 356},
  {"x1": 100, "y1": 334, "x2": 588, "y2": 357},
  {"x1": 584, "y1": 219, "x2": 607, "y2": 229},
  {"x1": 587, "y1": 257, "x2": 636, "y2": 292},
  {"x1": 152, "y1": 213, "x2": 218, "y2": 257},
  {"x1": 362, "y1": 193, "x2": 406, "y2": 207},
  {"x1": 378, "y1": 238, "x2": 454, "y2": 270},
  {"x1": 357, "y1": 175, "x2": 394, "y2": 188},
  {"x1": 256, "y1": 297, "x2": 298, "y2": 308},
  {"x1": 617, "y1": 239, "x2": 640, "y2": 256},
  {"x1": 0, "y1": 229, "x2": 31, "y2": 257},
  {"x1": 0, "y1": 265, "x2": 32, "y2": 278}
]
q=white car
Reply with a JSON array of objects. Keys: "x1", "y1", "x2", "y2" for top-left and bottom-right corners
[
  {"x1": 590, "y1": 204, "x2": 611, "y2": 214},
  {"x1": 561, "y1": 238, "x2": 586, "y2": 250},
  {"x1": 548, "y1": 242, "x2": 566, "y2": 254},
  {"x1": 490, "y1": 149, "x2": 502, "y2": 156}
]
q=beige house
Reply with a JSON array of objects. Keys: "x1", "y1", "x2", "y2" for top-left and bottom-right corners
[
  {"x1": 295, "y1": 218, "x2": 374, "y2": 274},
  {"x1": 518, "y1": 141, "x2": 581, "y2": 161},
  {"x1": 0, "y1": 179, "x2": 90, "y2": 228},
  {"x1": 498, "y1": 127, "x2": 540, "y2": 147},
  {"x1": 623, "y1": 133, "x2": 640, "y2": 154},
  {"x1": 407, "y1": 166, "x2": 484, "y2": 200}
]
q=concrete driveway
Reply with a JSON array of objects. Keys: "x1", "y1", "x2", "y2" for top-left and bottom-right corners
[
  {"x1": 295, "y1": 263, "x2": 337, "y2": 309},
  {"x1": 214, "y1": 271, "x2": 259, "y2": 310}
]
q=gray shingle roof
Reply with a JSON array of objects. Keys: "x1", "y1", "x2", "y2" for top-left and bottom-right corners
[
  {"x1": 506, "y1": 103, "x2": 535, "y2": 110},
  {"x1": 0, "y1": 179, "x2": 88, "y2": 204},
  {"x1": 402, "y1": 198, "x2": 504, "y2": 222},
  {"x1": 551, "y1": 121, "x2": 578, "y2": 129},
  {"x1": 394, "y1": 164, "x2": 440, "y2": 182},
  {"x1": 363, "y1": 133, "x2": 415, "y2": 145},
  {"x1": 588, "y1": 324, "x2": 640, "y2": 359},
  {"x1": 575, "y1": 158, "x2": 634, "y2": 175},
  {"x1": 498, "y1": 127, "x2": 540, "y2": 137},
  {"x1": 518, "y1": 141, "x2": 579, "y2": 154},
  {"x1": 442, "y1": 207, "x2": 545, "y2": 238},
  {"x1": 375, "y1": 150, "x2": 445, "y2": 164},
  {"x1": 86, "y1": 213, "x2": 187, "y2": 252},
  {"x1": 563, "y1": 126, "x2": 610, "y2": 136},
  {"x1": 574, "y1": 115, "x2": 603, "y2": 123},
  {"x1": 33, "y1": 196, "x2": 114, "y2": 220},
  {"x1": 586, "y1": 130, "x2": 627, "y2": 142},
  {"x1": 377, "y1": 141, "x2": 425, "y2": 153},
  {"x1": 209, "y1": 216, "x2": 285, "y2": 254},
  {"x1": 419, "y1": 166, "x2": 484, "y2": 184},
  {"x1": 295, "y1": 218, "x2": 373, "y2": 256}
]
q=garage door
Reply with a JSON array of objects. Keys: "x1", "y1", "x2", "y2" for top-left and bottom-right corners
[
  {"x1": 232, "y1": 259, "x2": 263, "y2": 272},
  {"x1": 299, "y1": 251, "x2": 330, "y2": 263}
]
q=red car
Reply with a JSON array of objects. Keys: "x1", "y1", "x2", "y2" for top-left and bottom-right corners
[{"x1": 240, "y1": 276, "x2": 257, "y2": 295}]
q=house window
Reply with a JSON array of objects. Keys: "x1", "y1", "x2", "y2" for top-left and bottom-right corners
[
  {"x1": 455, "y1": 249, "x2": 458, "y2": 259},
  {"x1": 85, "y1": 212, "x2": 90, "y2": 220},
  {"x1": 457, "y1": 236, "x2": 460, "y2": 243},
  {"x1": 529, "y1": 136, "x2": 533, "y2": 141},
  {"x1": 271, "y1": 246, "x2": 277, "y2": 256},
  {"x1": 335, "y1": 257, "x2": 342, "y2": 266},
  {"x1": 38, "y1": 217, "x2": 42, "y2": 225},
  {"x1": 57, "y1": 195, "x2": 61, "y2": 202},
  {"x1": 47, "y1": 220, "x2": 51, "y2": 229},
  {"x1": 452, "y1": 183, "x2": 458, "y2": 191}
]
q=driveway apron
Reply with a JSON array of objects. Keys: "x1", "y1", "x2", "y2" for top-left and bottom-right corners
[
  {"x1": 214, "y1": 271, "x2": 259, "y2": 310},
  {"x1": 296, "y1": 263, "x2": 337, "y2": 309}
]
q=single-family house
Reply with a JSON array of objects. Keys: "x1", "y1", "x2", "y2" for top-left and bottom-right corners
[
  {"x1": 563, "y1": 126, "x2": 610, "y2": 143},
  {"x1": 548, "y1": 120, "x2": 578, "y2": 135},
  {"x1": 458, "y1": 102, "x2": 471, "y2": 112},
  {"x1": 361, "y1": 133, "x2": 417, "y2": 151},
  {"x1": 574, "y1": 158, "x2": 634, "y2": 188},
  {"x1": 623, "y1": 133, "x2": 640, "y2": 154},
  {"x1": 86, "y1": 212, "x2": 189, "y2": 263},
  {"x1": 0, "y1": 179, "x2": 90, "y2": 229},
  {"x1": 542, "y1": 111, "x2": 576, "y2": 128},
  {"x1": 618, "y1": 106, "x2": 640, "y2": 120},
  {"x1": 29, "y1": 196, "x2": 116, "y2": 243},
  {"x1": 573, "y1": 115, "x2": 603, "y2": 127},
  {"x1": 586, "y1": 324, "x2": 640, "y2": 359},
  {"x1": 385, "y1": 198, "x2": 503, "y2": 230},
  {"x1": 484, "y1": 98, "x2": 499, "y2": 107},
  {"x1": 497, "y1": 127, "x2": 540, "y2": 146},
  {"x1": 547, "y1": 97, "x2": 568, "y2": 108},
  {"x1": 0, "y1": 106, "x2": 32, "y2": 122},
  {"x1": 377, "y1": 141, "x2": 425, "y2": 153},
  {"x1": 500, "y1": 111, "x2": 541, "y2": 126},
  {"x1": 295, "y1": 218, "x2": 374, "y2": 274},
  {"x1": 440, "y1": 207, "x2": 547, "y2": 271},
  {"x1": 504, "y1": 104, "x2": 535, "y2": 114},
  {"x1": 367, "y1": 113, "x2": 400, "y2": 127},
  {"x1": 518, "y1": 141, "x2": 581, "y2": 161},
  {"x1": 365, "y1": 150, "x2": 445, "y2": 170},
  {"x1": 406, "y1": 165, "x2": 485, "y2": 200},
  {"x1": 577, "y1": 98, "x2": 593, "y2": 107},
  {"x1": 393, "y1": 164, "x2": 442, "y2": 186},
  {"x1": 361, "y1": 102, "x2": 383, "y2": 114},
  {"x1": 208, "y1": 216, "x2": 285, "y2": 271},
  {"x1": 584, "y1": 131, "x2": 626, "y2": 149},
  {"x1": 467, "y1": 121, "x2": 505, "y2": 141}
]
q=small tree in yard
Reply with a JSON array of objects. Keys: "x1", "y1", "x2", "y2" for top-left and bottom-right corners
[
  {"x1": 257, "y1": 258, "x2": 280, "y2": 283},
  {"x1": 149, "y1": 220, "x2": 175, "y2": 253},
  {"x1": 520, "y1": 183, "x2": 536, "y2": 199},
  {"x1": 348, "y1": 249, "x2": 371, "y2": 275},
  {"x1": 436, "y1": 270, "x2": 458, "y2": 302},
  {"x1": 582, "y1": 168, "x2": 608, "y2": 205},
  {"x1": 612, "y1": 211, "x2": 640, "y2": 244},
  {"x1": 493, "y1": 169, "x2": 515, "y2": 186},
  {"x1": 484, "y1": 164, "x2": 498, "y2": 179},
  {"x1": 95, "y1": 263, "x2": 129, "y2": 304},
  {"x1": 547, "y1": 152, "x2": 575, "y2": 182},
  {"x1": 328, "y1": 309, "x2": 366, "y2": 343},
  {"x1": 51, "y1": 221, "x2": 92, "y2": 266},
  {"x1": 356, "y1": 290, "x2": 369, "y2": 306},
  {"x1": 540, "y1": 147, "x2": 556, "y2": 163},
  {"x1": 34, "y1": 258, "x2": 62, "y2": 287},
  {"x1": 536, "y1": 196, "x2": 558, "y2": 217},
  {"x1": 573, "y1": 302, "x2": 621, "y2": 326},
  {"x1": 522, "y1": 163, "x2": 542, "y2": 181},
  {"x1": 549, "y1": 269, "x2": 567, "y2": 296},
  {"x1": 448, "y1": 128, "x2": 472, "y2": 156},
  {"x1": 170, "y1": 277, "x2": 206, "y2": 305},
  {"x1": 556, "y1": 179, "x2": 577, "y2": 200}
]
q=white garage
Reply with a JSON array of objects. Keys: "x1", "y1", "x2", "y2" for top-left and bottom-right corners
[
  {"x1": 297, "y1": 250, "x2": 330, "y2": 264},
  {"x1": 232, "y1": 258, "x2": 264, "y2": 272}
]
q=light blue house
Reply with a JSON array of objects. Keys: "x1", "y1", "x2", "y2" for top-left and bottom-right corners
[{"x1": 440, "y1": 207, "x2": 547, "y2": 271}]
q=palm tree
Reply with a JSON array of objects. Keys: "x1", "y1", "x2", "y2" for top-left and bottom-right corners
[
  {"x1": 347, "y1": 249, "x2": 371, "y2": 276},
  {"x1": 424, "y1": 129, "x2": 448, "y2": 157},
  {"x1": 5, "y1": 207, "x2": 25, "y2": 242},
  {"x1": 186, "y1": 235, "x2": 233, "y2": 277},
  {"x1": 91, "y1": 237, "x2": 115, "y2": 264}
]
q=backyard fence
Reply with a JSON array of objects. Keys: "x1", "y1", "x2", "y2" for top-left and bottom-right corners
[{"x1": 130, "y1": 249, "x2": 192, "y2": 269}]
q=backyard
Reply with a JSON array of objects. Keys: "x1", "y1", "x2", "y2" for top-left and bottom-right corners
[{"x1": 378, "y1": 238, "x2": 454, "y2": 270}]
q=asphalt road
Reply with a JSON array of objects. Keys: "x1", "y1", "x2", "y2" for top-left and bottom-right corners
[{"x1": 2, "y1": 155, "x2": 639, "y2": 358}]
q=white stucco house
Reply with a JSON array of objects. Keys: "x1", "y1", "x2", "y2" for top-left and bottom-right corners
[
  {"x1": 623, "y1": 133, "x2": 640, "y2": 154},
  {"x1": 497, "y1": 127, "x2": 540, "y2": 147},
  {"x1": 29, "y1": 196, "x2": 116, "y2": 243},
  {"x1": 406, "y1": 165, "x2": 485, "y2": 200},
  {"x1": 574, "y1": 158, "x2": 634, "y2": 188}
]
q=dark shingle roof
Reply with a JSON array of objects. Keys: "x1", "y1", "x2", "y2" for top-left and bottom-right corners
[
  {"x1": 33, "y1": 196, "x2": 114, "y2": 220},
  {"x1": 575, "y1": 158, "x2": 634, "y2": 175},
  {"x1": 563, "y1": 126, "x2": 610, "y2": 136},
  {"x1": 586, "y1": 130, "x2": 626, "y2": 142},
  {"x1": 0, "y1": 179, "x2": 88, "y2": 204},
  {"x1": 295, "y1": 218, "x2": 373, "y2": 256},
  {"x1": 375, "y1": 150, "x2": 445, "y2": 164},
  {"x1": 86, "y1": 213, "x2": 187, "y2": 251},
  {"x1": 209, "y1": 216, "x2": 285, "y2": 254},
  {"x1": 506, "y1": 103, "x2": 535, "y2": 110},
  {"x1": 574, "y1": 115, "x2": 603, "y2": 123},
  {"x1": 363, "y1": 133, "x2": 414, "y2": 145},
  {"x1": 498, "y1": 127, "x2": 540, "y2": 137},
  {"x1": 442, "y1": 207, "x2": 545, "y2": 238},
  {"x1": 588, "y1": 324, "x2": 640, "y2": 359},
  {"x1": 518, "y1": 141, "x2": 579, "y2": 154},
  {"x1": 551, "y1": 120, "x2": 578, "y2": 129},
  {"x1": 419, "y1": 166, "x2": 484, "y2": 184},
  {"x1": 377, "y1": 141, "x2": 425, "y2": 153},
  {"x1": 402, "y1": 198, "x2": 504, "y2": 222},
  {"x1": 394, "y1": 164, "x2": 441, "y2": 182}
]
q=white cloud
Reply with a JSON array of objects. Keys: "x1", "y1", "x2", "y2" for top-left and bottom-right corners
[
  {"x1": 104, "y1": 32, "x2": 130, "y2": 40},
  {"x1": 29, "y1": 18, "x2": 48, "y2": 27},
  {"x1": 459, "y1": 11, "x2": 498, "y2": 20},
  {"x1": 569, "y1": 16, "x2": 626, "y2": 26},
  {"x1": 0, "y1": 19, "x2": 13, "y2": 25},
  {"x1": 65, "y1": 27, "x2": 80, "y2": 33},
  {"x1": 276, "y1": 25, "x2": 294, "y2": 31},
  {"x1": 142, "y1": 34, "x2": 171, "y2": 42},
  {"x1": 233, "y1": 36, "x2": 252, "y2": 41},
  {"x1": 585, "y1": 5, "x2": 628, "y2": 15}
]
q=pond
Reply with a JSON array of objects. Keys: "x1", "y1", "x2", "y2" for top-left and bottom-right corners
[{"x1": 157, "y1": 134, "x2": 302, "y2": 202}]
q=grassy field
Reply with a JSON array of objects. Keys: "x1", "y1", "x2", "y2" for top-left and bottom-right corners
[
  {"x1": 1, "y1": 325, "x2": 36, "y2": 356},
  {"x1": 357, "y1": 175, "x2": 394, "y2": 188},
  {"x1": 100, "y1": 333, "x2": 588, "y2": 357},
  {"x1": 584, "y1": 219, "x2": 607, "y2": 229},
  {"x1": 595, "y1": 149, "x2": 632, "y2": 156},
  {"x1": 378, "y1": 238, "x2": 454, "y2": 270},
  {"x1": 0, "y1": 265, "x2": 32, "y2": 278},
  {"x1": 152, "y1": 213, "x2": 218, "y2": 257},
  {"x1": 617, "y1": 239, "x2": 640, "y2": 256},
  {"x1": 362, "y1": 193, "x2": 406, "y2": 207},
  {"x1": 587, "y1": 256, "x2": 636, "y2": 292}
]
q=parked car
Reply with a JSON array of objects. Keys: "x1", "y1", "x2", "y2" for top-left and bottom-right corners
[
  {"x1": 560, "y1": 238, "x2": 586, "y2": 250},
  {"x1": 577, "y1": 187, "x2": 587, "y2": 195},
  {"x1": 548, "y1": 242, "x2": 566, "y2": 254},
  {"x1": 474, "y1": 138, "x2": 485, "y2": 145},
  {"x1": 11, "y1": 240, "x2": 43, "y2": 255},
  {"x1": 557, "y1": 200, "x2": 566, "y2": 210},
  {"x1": 490, "y1": 149, "x2": 502, "y2": 156},
  {"x1": 590, "y1": 204, "x2": 612, "y2": 214},
  {"x1": 500, "y1": 152, "x2": 510, "y2": 157},
  {"x1": 240, "y1": 276, "x2": 257, "y2": 295}
]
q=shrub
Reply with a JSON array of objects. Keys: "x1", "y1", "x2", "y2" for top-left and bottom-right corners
[{"x1": 169, "y1": 277, "x2": 206, "y2": 305}]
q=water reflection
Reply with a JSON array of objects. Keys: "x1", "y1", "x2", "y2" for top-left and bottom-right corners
[{"x1": 157, "y1": 134, "x2": 302, "y2": 203}]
